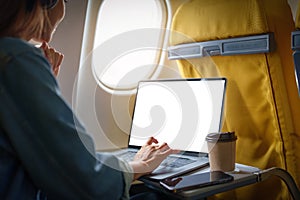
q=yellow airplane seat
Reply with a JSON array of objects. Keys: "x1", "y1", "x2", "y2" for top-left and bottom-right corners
[{"x1": 169, "y1": 0, "x2": 300, "y2": 199}]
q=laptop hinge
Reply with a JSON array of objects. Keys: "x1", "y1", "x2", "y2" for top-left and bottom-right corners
[{"x1": 168, "y1": 33, "x2": 274, "y2": 60}]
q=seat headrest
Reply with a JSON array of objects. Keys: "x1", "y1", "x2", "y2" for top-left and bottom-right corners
[{"x1": 170, "y1": 0, "x2": 268, "y2": 46}]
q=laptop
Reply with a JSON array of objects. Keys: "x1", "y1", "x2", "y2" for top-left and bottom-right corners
[{"x1": 114, "y1": 77, "x2": 227, "y2": 180}]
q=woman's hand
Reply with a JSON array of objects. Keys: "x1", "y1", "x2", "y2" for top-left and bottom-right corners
[
  {"x1": 40, "y1": 42, "x2": 64, "y2": 77},
  {"x1": 129, "y1": 137, "x2": 180, "y2": 180}
]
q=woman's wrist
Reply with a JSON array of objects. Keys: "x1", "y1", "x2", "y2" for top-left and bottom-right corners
[{"x1": 129, "y1": 161, "x2": 151, "y2": 180}]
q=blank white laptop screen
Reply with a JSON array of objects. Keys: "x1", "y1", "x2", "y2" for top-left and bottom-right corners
[{"x1": 128, "y1": 78, "x2": 226, "y2": 154}]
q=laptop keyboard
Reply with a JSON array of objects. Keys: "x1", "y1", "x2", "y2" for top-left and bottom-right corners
[
  {"x1": 160, "y1": 157, "x2": 196, "y2": 168},
  {"x1": 117, "y1": 151, "x2": 197, "y2": 168}
]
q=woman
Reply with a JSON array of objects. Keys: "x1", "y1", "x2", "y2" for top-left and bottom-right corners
[{"x1": 0, "y1": 0, "x2": 178, "y2": 199}]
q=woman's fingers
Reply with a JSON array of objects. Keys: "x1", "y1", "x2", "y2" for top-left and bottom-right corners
[
  {"x1": 39, "y1": 42, "x2": 64, "y2": 76},
  {"x1": 161, "y1": 148, "x2": 180, "y2": 157},
  {"x1": 146, "y1": 137, "x2": 158, "y2": 145},
  {"x1": 131, "y1": 137, "x2": 181, "y2": 179}
]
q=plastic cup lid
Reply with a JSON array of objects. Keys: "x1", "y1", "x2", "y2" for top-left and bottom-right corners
[{"x1": 206, "y1": 132, "x2": 237, "y2": 143}]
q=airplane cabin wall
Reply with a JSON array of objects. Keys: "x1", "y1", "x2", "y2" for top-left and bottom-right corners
[{"x1": 51, "y1": 0, "x2": 88, "y2": 104}]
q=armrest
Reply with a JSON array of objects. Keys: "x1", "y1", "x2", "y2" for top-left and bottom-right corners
[{"x1": 254, "y1": 167, "x2": 300, "y2": 200}]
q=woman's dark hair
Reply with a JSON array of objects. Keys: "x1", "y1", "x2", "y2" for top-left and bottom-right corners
[
  {"x1": 27, "y1": 0, "x2": 58, "y2": 11},
  {"x1": 0, "y1": 0, "x2": 45, "y2": 39}
]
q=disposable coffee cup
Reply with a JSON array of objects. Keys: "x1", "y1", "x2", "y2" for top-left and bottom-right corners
[{"x1": 206, "y1": 132, "x2": 237, "y2": 172}]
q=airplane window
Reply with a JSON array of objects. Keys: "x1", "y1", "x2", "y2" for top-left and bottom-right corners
[{"x1": 92, "y1": 0, "x2": 170, "y2": 94}]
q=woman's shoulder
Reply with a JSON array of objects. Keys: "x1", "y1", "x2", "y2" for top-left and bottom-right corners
[
  {"x1": 0, "y1": 37, "x2": 53, "y2": 82},
  {"x1": 0, "y1": 37, "x2": 41, "y2": 57}
]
